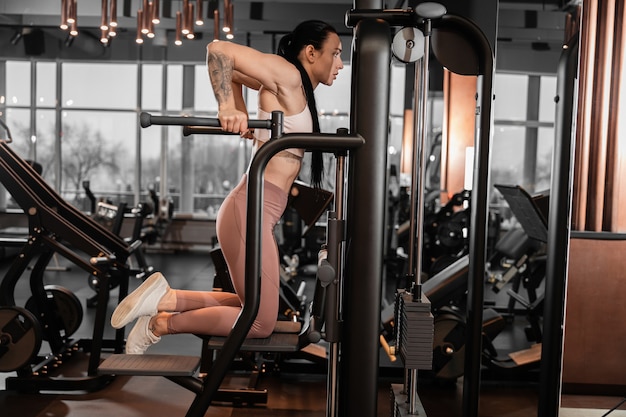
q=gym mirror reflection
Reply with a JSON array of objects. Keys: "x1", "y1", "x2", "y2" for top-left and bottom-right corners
[{"x1": 415, "y1": 2, "x2": 602, "y2": 417}]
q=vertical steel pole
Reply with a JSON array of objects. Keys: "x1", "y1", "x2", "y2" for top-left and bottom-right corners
[
  {"x1": 327, "y1": 145, "x2": 346, "y2": 417},
  {"x1": 407, "y1": 19, "x2": 431, "y2": 416},
  {"x1": 159, "y1": 62, "x2": 169, "y2": 218},
  {"x1": 463, "y1": 40, "x2": 493, "y2": 417},
  {"x1": 538, "y1": 34, "x2": 579, "y2": 417},
  {"x1": 406, "y1": 5, "x2": 446, "y2": 412},
  {"x1": 340, "y1": 7, "x2": 390, "y2": 417},
  {"x1": 429, "y1": 14, "x2": 494, "y2": 417}
]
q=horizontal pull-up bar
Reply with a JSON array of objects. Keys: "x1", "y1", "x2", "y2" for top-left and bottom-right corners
[
  {"x1": 140, "y1": 111, "x2": 284, "y2": 139},
  {"x1": 139, "y1": 112, "x2": 272, "y2": 129}
]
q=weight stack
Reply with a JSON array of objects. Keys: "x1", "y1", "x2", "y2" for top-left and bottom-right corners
[
  {"x1": 397, "y1": 291, "x2": 433, "y2": 371},
  {"x1": 390, "y1": 291, "x2": 434, "y2": 417}
]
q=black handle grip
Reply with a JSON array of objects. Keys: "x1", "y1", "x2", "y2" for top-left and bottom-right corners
[
  {"x1": 139, "y1": 112, "x2": 275, "y2": 130},
  {"x1": 140, "y1": 112, "x2": 223, "y2": 128}
]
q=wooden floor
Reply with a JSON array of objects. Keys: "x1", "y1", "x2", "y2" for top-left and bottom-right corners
[{"x1": 1, "y1": 248, "x2": 624, "y2": 417}]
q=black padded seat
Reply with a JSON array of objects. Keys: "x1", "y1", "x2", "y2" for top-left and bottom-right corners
[
  {"x1": 422, "y1": 255, "x2": 469, "y2": 310},
  {"x1": 201, "y1": 320, "x2": 303, "y2": 353}
]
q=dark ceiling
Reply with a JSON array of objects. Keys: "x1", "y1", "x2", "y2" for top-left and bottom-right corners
[
  {"x1": 0, "y1": 0, "x2": 571, "y2": 38},
  {"x1": 0, "y1": 0, "x2": 576, "y2": 70}
]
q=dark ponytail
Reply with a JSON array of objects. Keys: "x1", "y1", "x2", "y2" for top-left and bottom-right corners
[{"x1": 277, "y1": 20, "x2": 337, "y2": 189}]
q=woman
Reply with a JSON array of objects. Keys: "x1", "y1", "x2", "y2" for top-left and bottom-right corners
[{"x1": 111, "y1": 20, "x2": 344, "y2": 354}]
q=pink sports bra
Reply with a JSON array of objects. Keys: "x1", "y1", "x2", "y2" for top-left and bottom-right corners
[{"x1": 255, "y1": 105, "x2": 313, "y2": 158}]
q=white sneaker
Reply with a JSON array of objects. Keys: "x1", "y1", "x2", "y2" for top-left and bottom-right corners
[
  {"x1": 125, "y1": 316, "x2": 161, "y2": 354},
  {"x1": 111, "y1": 272, "x2": 170, "y2": 329}
]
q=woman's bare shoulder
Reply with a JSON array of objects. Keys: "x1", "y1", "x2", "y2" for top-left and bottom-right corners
[{"x1": 207, "y1": 41, "x2": 301, "y2": 92}]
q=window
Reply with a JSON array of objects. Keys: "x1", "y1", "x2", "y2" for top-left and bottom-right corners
[
  {"x1": 6, "y1": 61, "x2": 30, "y2": 107},
  {"x1": 494, "y1": 73, "x2": 528, "y2": 121},
  {"x1": 492, "y1": 73, "x2": 556, "y2": 194},
  {"x1": 60, "y1": 110, "x2": 137, "y2": 208},
  {"x1": 62, "y1": 63, "x2": 137, "y2": 109},
  {"x1": 491, "y1": 72, "x2": 557, "y2": 227},
  {"x1": 36, "y1": 62, "x2": 56, "y2": 108},
  {"x1": 141, "y1": 64, "x2": 163, "y2": 111},
  {"x1": 193, "y1": 64, "x2": 218, "y2": 113},
  {"x1": 1, "y1": 56, "x2": 409, "y2": 218},
  {"x1": 3, "y1": 107, "x2": 31, "y2": 209},
  {"x1": 35, "y1": 109, "x2": 58, "y2": 188},
  {"x1": 4, "y1": 108, "x2": 31, "y2": 158},
  {"x1": 166, "y1": 65, "x2": 183, "y2": 111}
]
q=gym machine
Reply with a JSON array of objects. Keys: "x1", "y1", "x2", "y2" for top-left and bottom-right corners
[
  {"x1": 423, "y1": 184, "x2": 550, "y2": 382},
  {"x1": 0, "y1": 118, "x2": 145, "y2": 392},
  {"x1": 82, "y1": 180, "x2": 156, "y2": 308},
  {"x1": 345, "y1": 2, "x2": 493, "y2": 416},
  {"x1": 97, "y1": 111, "x2": 364, "y2": 417}
]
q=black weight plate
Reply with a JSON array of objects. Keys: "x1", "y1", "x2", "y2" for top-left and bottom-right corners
[
  {"x1": 25, "y1": 285, "x2": 83, "y2": 339},
  {"x1": 0, "y1": 306, "x2": 42, "y2": 372}
]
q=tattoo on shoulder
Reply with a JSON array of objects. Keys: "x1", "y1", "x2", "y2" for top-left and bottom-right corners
[{"x1": 207, "y1": 51, "x2": 233, "y2": 104}]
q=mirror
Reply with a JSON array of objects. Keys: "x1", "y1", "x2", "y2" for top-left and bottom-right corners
[{"x1": 411, "y1": 1, "x2": 582, "y2": 416}]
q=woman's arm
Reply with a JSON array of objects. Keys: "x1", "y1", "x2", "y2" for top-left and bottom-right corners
[
  {"x1": 232, "y1": 81, "x2": 247, "y2": 113},
  {"x1": 207, "y1": 41, "x2": 299, "y2": 93},
  {"x1": 232, "y1": 69, "x2": 259, "y2": 131},
  {"x1": 206, "y1": 41, "x2": 300, "y2": 133},
  {"x1": 231, "y1": 80, "x2": 254, "y2": 138},
  {"x1": 233, "y1": 70, "x2": 262, "y2": 91},
  {"x1": 206, "y1": 46, "x2": 247, "y2": 133}
]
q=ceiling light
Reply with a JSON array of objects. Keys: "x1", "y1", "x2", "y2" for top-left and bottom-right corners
[
  {"x1": 136, "y1": 10, "x2": 144, "y2": 44},
  {"x1": 100, "y1": 0, "x2": 109, "y2": 31},
  {"x1": 196, "y1": 0, "x2": 204, "y2": 25},
  {"x1": 110, "y1": 0, "x2": 118, "y2": 28},
  {"x1": 175, "y1": 11, "x2": 183, "y2": 45}
]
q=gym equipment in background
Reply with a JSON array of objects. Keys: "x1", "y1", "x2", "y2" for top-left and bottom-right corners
[
  {"x1": 0, "y1": 119, "x2": 146, "y2": 392},
  {"x1": 423, "y1": 184, "x2": 549, "y2": 381},
  {"x1": 82, "y1": 180, "x2": 156, "y2": 308}
]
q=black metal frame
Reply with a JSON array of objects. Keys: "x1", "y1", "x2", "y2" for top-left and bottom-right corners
[
  {"x1": 344, "y1": 5, "x2": 494, "y2": 416},
  {"x1": 188, "y1": 134, "x2": 364, "y2": 417},
  {"x1": 538, "y1": 33, "x2": 579, "y2": 417},
  {"x1": 0, "y1": 139, "x2": 139, "y2": 391}
]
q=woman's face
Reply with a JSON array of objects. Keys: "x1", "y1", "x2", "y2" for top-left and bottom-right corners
[{"x1": 310, "y1": 32, "x2": 344, "y2": 87}]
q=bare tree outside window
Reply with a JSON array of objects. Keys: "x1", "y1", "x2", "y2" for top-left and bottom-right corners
[{"x1": 61, "y1": 122, "x2": 120, "y2": 203}]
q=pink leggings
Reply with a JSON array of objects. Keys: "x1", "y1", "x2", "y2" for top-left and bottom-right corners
[{"x1": 166, "y1": 174, "x2": 287, "y2": 338}]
